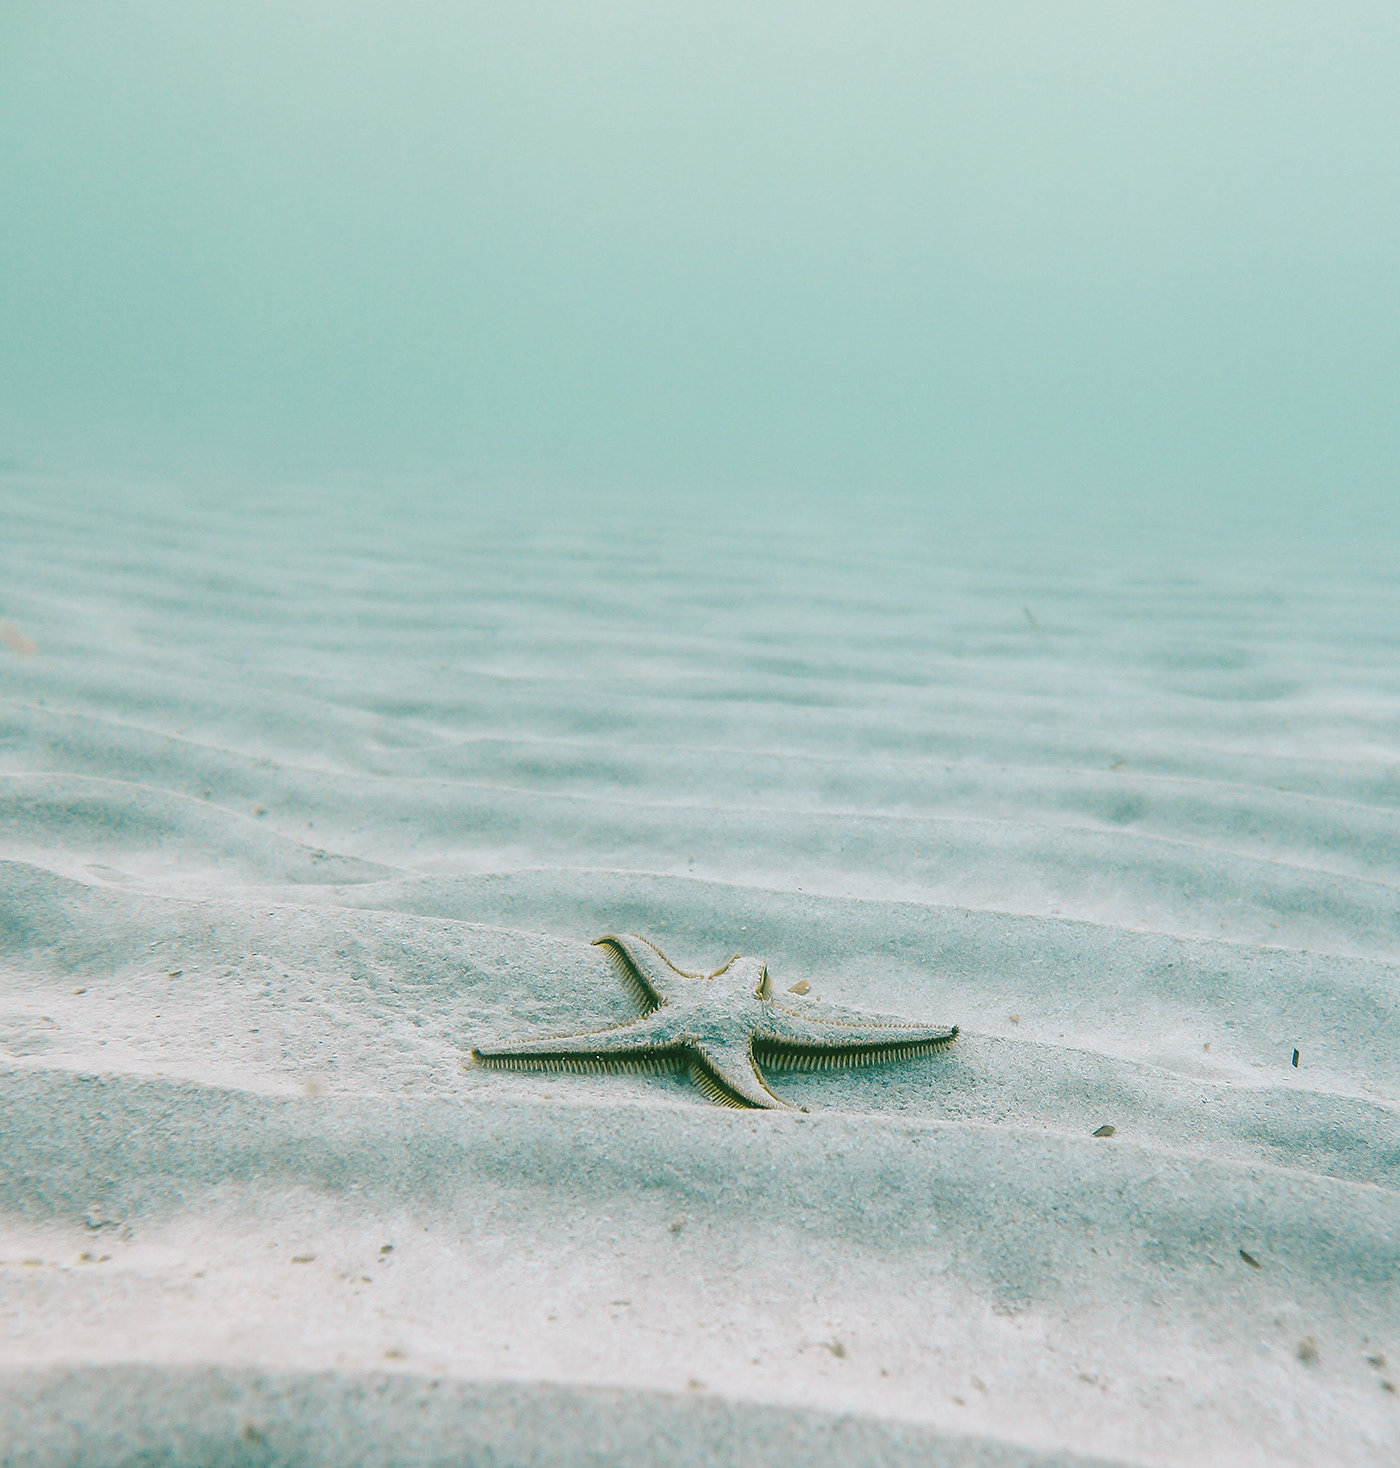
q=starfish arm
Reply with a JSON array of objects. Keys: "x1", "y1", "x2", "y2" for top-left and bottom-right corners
[
  {"x1": 689, "y1": 1035, "x2": 794, "y2": 1111},
  {"x1": 471, "y1": 1005, "x2": 680, "y2": 1072},
  {"x1": 754, "y1": 1005, "x2": 958, "y2": 1072},
  {"x1": 592, "y1": 933, "x2": 687, "y2": 1009}
]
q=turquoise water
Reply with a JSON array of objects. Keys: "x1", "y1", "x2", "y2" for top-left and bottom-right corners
[{"x1": 2, "y1": 3, "x2": 1397, "y2": 520}]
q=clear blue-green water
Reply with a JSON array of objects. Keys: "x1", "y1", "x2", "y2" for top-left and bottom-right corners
[{"x1": 2, "y1": 2, "x2": 1397, "y2": 522}]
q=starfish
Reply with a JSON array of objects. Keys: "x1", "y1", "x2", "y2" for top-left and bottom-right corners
[{"x1": 470, "y1": 933, "x2": 958, "y2": 1110}]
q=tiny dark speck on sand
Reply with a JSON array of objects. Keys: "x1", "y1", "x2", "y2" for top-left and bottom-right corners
[{"x1": 1239, "y1": 1249, "x2": 1261, "y2": 1269}]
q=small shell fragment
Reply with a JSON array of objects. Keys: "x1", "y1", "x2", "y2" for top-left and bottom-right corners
[{"x1": 0, "y1": 621, "x2": 36, "y2": 656}]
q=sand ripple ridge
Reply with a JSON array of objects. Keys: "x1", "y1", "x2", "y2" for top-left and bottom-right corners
[{"x1": 1, "y1": 478, "x2": 1397, "y2": 1464}]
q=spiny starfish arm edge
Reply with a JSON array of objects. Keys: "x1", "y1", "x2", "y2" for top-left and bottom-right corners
[
  {"x1": 593, "y1": 932, "x2": 745, "y2": 986},
  {"x1": 470, "y1": 1005, "x2": 674, "y2": 1065},
  {"x1": 755, "y1": 1027, "x2": 959, "y2": 1073},
  {"x1": 591, "y1": 933, "x2": 674, "y2": 1009},
  {"x1": 471, "y1": 1043, "x2": 691, "y2": 1079},
  {"x1": 757, "y1": 1006, "x2": 960, "y2": 1048},
  {"x1": 691, "y1": 1036, "x2": 794, "y2": 1111}
]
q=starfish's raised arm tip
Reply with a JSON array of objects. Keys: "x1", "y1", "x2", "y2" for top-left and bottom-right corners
[{"x1": 591, "y1": 932, "x2": 645, "y2": 952}]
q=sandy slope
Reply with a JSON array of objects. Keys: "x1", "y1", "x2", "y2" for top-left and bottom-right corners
[{"x1": 1, "y1": 475, "x2": 1397, "y2": 1465}]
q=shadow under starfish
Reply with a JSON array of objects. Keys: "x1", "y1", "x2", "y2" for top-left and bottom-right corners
[{"x1": 470, "y1": 933, "x2": 959, "y2": 1110}]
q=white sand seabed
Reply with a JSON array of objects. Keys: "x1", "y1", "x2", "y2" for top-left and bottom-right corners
[{"x1": 0, "y1": 476, "x2": 1397, "y2": 1465}]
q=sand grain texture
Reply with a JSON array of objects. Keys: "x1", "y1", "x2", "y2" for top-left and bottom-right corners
[{"x1": 1, "y1": 478, "x2": 1397, "y2": 1465}]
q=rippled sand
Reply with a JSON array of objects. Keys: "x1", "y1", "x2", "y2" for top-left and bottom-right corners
[{"x1": 1, "y1": 475, "x2": 1396, "y2": 1465}]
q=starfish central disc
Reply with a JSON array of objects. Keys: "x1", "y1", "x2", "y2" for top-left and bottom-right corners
[{"x1": 470, "y1": 933, "x2": 959, "y2": 1110}]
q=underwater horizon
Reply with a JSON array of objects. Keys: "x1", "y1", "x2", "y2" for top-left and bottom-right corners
[
  {"x1": 2, "y1": 8, "x2": 1399, "y2": 1466},
  {"x1": 2, "y1": 1, "x2": 1397, "y2": 532}
]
